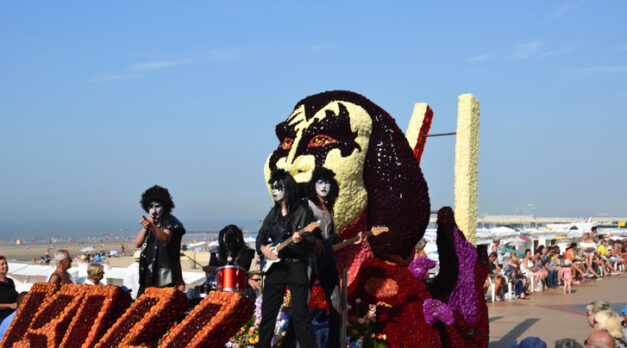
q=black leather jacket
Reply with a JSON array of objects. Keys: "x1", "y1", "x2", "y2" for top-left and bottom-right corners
[
  {"x1": 256, "y1": 202, "x2": 315, "y2": 262},
  {"x1": 139, "y1": 214, "x2": 185, "y2": 288}
]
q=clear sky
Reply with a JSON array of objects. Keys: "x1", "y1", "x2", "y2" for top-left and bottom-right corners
[{"x1": 1, "y1": 1, "x2": 626, "y2": 237}]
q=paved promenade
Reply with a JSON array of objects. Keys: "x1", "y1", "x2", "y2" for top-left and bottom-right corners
[{"x1": 488, "y1": 273, "x2": 627, "y2": 347}]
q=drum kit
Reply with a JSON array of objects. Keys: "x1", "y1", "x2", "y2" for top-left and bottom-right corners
[{"x1": 182, "y1": 253, "x2": 250, "y2": 298}]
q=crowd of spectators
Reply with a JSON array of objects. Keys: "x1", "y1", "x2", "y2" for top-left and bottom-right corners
[
  {"x1": 485, "y1": 235, "x2": 625, "y2": 301},
  {"x1": 509, "y1": 301, "x2": 627, "y2": 348}
]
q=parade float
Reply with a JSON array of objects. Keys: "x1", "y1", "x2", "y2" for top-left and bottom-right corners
[
  {"x1": 264, "y1": 90, "x2": 486, "y2": 347},
  {"x1": 1, "y1": 90, "x2": 485, "y2": 348}
]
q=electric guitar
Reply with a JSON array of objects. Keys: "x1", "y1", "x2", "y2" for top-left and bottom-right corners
[
  {"x1": 317, "y1": 226, "x2": 389, "y2": 270},
  {"x1": 261, "y1": 221, "x2": 321, "y2": 274}
]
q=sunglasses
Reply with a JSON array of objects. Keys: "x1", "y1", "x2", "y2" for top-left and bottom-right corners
[{"x1": 250, "y1": 278, "x2": 261, "y2": 282}]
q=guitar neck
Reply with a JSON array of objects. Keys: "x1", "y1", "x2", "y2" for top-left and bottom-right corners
[
  {"x1": 273, "y1": 221, "x2": 320, "y2": 254},
  {"x1": 332, "y1": 230, "x2": 373, "y2": 252},
  {"x1": 276, "y1": 236, "x2": 296, "y2": 253}
]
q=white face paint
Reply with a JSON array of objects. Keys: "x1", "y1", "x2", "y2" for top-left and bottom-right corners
[
  {"x1": 315, "y1": 179, "x2": 331, "y2": 198},
  {"x1": 271, "y1": 182, "x2": 285, "y2": 202},
  {"x1": 149, "y1": 202, "x2": 165, "y2": 219}
]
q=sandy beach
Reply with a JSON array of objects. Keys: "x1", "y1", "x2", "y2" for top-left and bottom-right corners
[{"x1": 0, "y1": 240, "x2": 211, "y2": 273}]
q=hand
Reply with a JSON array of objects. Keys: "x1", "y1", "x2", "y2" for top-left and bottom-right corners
[
  {"x1": 314, "y1": 240, "x2": 325, "y2": 255},
  {"x1": 261, "y1": 244, "x2": 278, "y2": 260},
  {"x1": 202, "y1": 265, "x2": 216, "y2": 274},
  {"x1": 139, "y1": 215, "x2": 153, "y2": 229},
  {"x1": 292, "y1": 231, "x2": 303, "y2": 244},
  {"x1": 354, "y1": 232, "x2": 365, "y2": 245}
]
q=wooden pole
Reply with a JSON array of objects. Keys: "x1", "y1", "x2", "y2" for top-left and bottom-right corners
[{"x1": 340, "y1": 268, "x2": 348, "y2": 347}]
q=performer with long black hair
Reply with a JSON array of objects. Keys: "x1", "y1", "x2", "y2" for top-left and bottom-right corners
[
  {"x1": 203, "y1": 224, "x2": 254, "y2": 275},
  {"x1": 135, "y1": 185, "x2": 185, "y2": 296},
  {"x1": 305, "y1": 167, "x2": 363, "y2": 348},
  {"x1": 256, "y1": 169, "x2": 317, "y2": 348}
]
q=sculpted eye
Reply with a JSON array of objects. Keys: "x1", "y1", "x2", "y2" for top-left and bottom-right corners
[
  {"x1": 307, "y1": 134, "x2": 338, "y2": 148},
  {"x1": 279, "y1": 138, "x2": 294, "y2": 150}
]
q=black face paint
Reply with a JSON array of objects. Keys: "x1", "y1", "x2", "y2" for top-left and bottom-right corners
[
  {"x1": 268, "y1": 102, "x2": 361, "y2": 170},
  {"x1": 268, "y1": 118, "x2": 299, "y2": 171}
]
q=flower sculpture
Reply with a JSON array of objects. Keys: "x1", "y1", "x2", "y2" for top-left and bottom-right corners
[
  {"x1": 0, "y1": 282, "x2": 59, "y2": 348},
  {"x1": 60, "y1": 285, "x2": 131, "y2": 348},
  {"x1": 159, "y1": 291, "x2": 254, "y2": 348},
  {"x1": 18, "y1": 283, "x2": 90, "y2": 347},
  {"x1": 95, "y1": 287, "x2": 188, "y2": 348},
  {"x1": 423, "y1": 299, "x2": 454, "y2": 326},
  {"x1": 264, "y1": 91, "x2": 488, "y2": 347}
]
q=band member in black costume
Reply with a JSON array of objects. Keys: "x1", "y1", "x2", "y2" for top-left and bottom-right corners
[
  {"x1": 135, "y1": 185, "x2": 186, "y2": 296},
  {"x1": 256, "y1": 169, "x2": 317, "y2": 348},
  {"x1": 305, "y1": 167, "x2": 364, "y2": 348},
  {"x1": 202, "y1": 224, "x2": 255, "y2": 297},
  {"x1": 203, "y1": 224, "x2": 255, "y2": 274}
]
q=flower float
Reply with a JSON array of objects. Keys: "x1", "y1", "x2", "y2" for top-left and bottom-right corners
[
  {"x1": 95, "y1": 287, "x2": 188, "y2": 348},
  {"x1": 60, "y1": 285, "x2": 131, "y2": 348},
  {"x1": 264, "y1": 91, "x2": 488, "y2": 347},
  {"x1": 0, "y1": 282, "x2": 59, "y2": 348},
  {"x1": 18, "y1": 283, "x2": 90, "y2": 347},
  {"x1": 159, "y1": 290, "x2": 253, "y2": 348}
]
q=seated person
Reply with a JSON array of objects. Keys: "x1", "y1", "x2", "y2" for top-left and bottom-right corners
[
  {"x1": 484, "y1": 252, "x2": 505, "y2": 301},
  {"x1": 597, "y1": 239, "x2": 619, "y2": 275},
  {"x1": 203, "y1": 225, "x2": 255, "y2": 279},
  {"x1": 503, "y1": 255, "x2": 526, "y2": 299}
]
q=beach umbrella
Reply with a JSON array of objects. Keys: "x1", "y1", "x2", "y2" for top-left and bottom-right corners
[{"x1": 81, "y1": 246, "x2": 96, "y2": 252}]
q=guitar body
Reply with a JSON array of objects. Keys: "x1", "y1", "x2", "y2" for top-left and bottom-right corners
[
  {"x1": 260, "y1": 245, "x2": 281, "y2": 274},
  {"x1": 259, "y1": 221, "x2": 321, "y2": 274}
]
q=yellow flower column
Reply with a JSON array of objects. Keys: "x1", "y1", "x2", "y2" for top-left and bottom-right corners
[{"x1": 454, "y1": 94, "x2": 480, "y2": 245}]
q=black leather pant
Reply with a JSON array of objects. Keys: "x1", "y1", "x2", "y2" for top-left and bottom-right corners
[{"x1": 257, "y1": 261, "x2": 316, "y2": 348}]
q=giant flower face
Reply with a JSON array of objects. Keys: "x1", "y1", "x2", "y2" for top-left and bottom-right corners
[
  {"x1": 265, "y1": 100, "x2": 373, "y2": 232},
  {"x1": 265, "y1": 91, "x2": 430, "y2": 259}
]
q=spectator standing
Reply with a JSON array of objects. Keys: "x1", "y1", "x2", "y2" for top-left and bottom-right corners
[
  {"x1": 562, "y1": 262, "x2": 572, "y2": 295},
  {"x1": 123, "y1": 251, "x2": 141, "y2": 299},
  {"x1": 84, "y1": 263, "x2": 104, "y2": 285},
  {"x1": 0, "y1": 292, "x2": 26, "y2": 340},
  {"x1": 0, "y1": 256, "x2": 18, "y2": 323},
  {"x1": 489, "y1": 240, "x2": 504, "y2": 266},
  {"x1": 48, "y1": 250, "x2": 73, "y2": 285}
]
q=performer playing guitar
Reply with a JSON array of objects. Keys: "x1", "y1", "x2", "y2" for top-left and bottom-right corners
[{"x1": 255, "y1": 169, "x2": 317, "y2": 348}]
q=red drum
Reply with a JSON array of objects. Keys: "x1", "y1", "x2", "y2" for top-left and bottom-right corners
[{"x1": 215, "y1": 265, "x2": 247, "y2": 292}]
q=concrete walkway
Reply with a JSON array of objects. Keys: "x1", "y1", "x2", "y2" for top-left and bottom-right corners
[{"x1": 488, "y1": 273, "x2": 627, "y2": 347}]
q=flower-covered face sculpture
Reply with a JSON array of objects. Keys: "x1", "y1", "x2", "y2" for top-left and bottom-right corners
[{"x1": 265, "y1": 100, "x2": 373, "y2": 232}]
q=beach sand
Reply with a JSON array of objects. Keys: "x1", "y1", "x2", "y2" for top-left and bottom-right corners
[{"x1": 0, "y1": 241, "x2": 210, "y2": 272}]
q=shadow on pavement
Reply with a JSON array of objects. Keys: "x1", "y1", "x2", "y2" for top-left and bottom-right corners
[
  {"x1": 490, "y1": 318, "x2": 540, "y2": 348},
  {"x1": 489, "y1": 316, "x2": 503, "y2": 323}
]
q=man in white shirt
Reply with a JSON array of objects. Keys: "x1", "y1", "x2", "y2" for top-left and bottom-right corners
[{"x1": 123, "y1": 251, "x2": 141, "y2": 299}]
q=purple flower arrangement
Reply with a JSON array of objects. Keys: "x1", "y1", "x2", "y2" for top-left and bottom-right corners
[
  {"x1": 422, "y1": 299, "x2": 454, "y2": 325},
  {"x1": 447, "y1": 226, "x2": 478, "y2": 323}
]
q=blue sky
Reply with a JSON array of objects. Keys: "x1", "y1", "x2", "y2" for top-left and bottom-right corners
[{"x1": 1, "y1": 1, "x2": 626, "y2": 237}]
